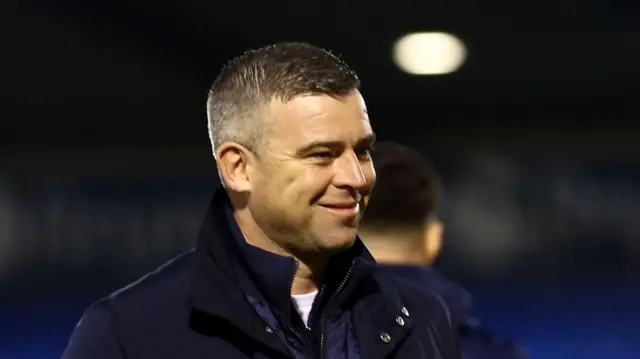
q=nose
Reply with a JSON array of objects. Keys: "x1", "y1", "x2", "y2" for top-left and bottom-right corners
[{"x1": 333, "y1": 151, "x2": 369, "y2": 191}]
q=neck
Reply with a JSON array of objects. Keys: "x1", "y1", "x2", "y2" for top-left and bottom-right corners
[
  {"x1": 368, "y1": 246, "x2": 426, "y2": 266},
  {"x1": 359, "y1": 230, "x2": 428, "y2": 266},
  {"x1": 291, "y1": 261, "x2": 323, "y2": 295},
  {"x1": 232, "y1": 206, "x2": 325, "y2": 295}
]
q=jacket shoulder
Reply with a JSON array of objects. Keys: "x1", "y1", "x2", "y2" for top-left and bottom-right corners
[
  {"x1": 105, "y1": 249, "x2": 194, "y2": 310},
  {"x1": 62, "y1": 250, "x2": 195, "y2": 358},
  {"x1": 62, "y1": 297, "x2": 125, "y2": 359},
  {"x1": 388, "y1": 273, "x2": 454, "y2": 324},
  {"x1": 380, "y1": 271, "x2": 462, "y2": 358}
]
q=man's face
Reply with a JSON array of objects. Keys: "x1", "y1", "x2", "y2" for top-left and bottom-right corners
[{"x1": 248, "y1": 90, "x2": 376, "y2": 258}]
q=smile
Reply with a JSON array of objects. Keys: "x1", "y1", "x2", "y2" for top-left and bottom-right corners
[{"x1": 319, "y1": 202, "x2": 360, "y2": 217}]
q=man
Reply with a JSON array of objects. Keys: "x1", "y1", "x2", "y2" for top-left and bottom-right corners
[
  {"x1": 62, "y1": 43, "x2": 460, "y2": 359},
  {"x1": 359, "y1": 141, "x2": 529, "y2": 359}
]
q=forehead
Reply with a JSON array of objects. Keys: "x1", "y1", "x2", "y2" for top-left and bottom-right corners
[{"x1": 267, "y1": 91, "x2": 372, "y2": 148}]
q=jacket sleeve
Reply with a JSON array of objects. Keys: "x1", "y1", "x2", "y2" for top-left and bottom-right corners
[
  {"x1": 420, "y1": 289, "x2": 463, "y2": 359},
  {"x1": 459, "y1": 323, "x2": 530, "y2": 359},
  {"x1": 393, "y1": 276, "x2": 463, "y2": 359},
  {"x1": 447, "y1": 302, "x2": 463, "y2": 359},
  {"x1": 61, "y1": 301, "x2": 126, "y2": 359}
]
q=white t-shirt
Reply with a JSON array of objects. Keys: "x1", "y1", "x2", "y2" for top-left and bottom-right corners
[{"x1": 291, "y1": 290, "x2": 318, "y2": 328}]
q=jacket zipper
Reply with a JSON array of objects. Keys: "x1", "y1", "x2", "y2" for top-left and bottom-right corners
[
  {"x1": 319, "y1": 259, "x2": 356, "y2": 359},
  {"x1": 288, "y1": 261, "x2": 305, "y2": 342},
  {"x1": 307, "y1": 284, "x2": 327, "y2": 331}
]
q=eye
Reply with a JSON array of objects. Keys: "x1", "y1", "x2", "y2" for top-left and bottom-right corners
[
  {"x1": 355, "y1": 146, "x2": 374, "y2": 159},
  {"x1": 310, "y1": 152, "x2": 335, "y2": 159}
]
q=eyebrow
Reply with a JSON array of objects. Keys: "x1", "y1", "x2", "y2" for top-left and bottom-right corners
[{"x1": 296, "y1": 133, "x2": 377, "y2": 155}]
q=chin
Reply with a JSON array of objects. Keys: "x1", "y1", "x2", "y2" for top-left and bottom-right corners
[{"x1": 320, "y1": 229, "x2": 358, "y2": 252}]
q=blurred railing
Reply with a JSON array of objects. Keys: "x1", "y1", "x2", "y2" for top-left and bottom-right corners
[
  {"x1": 2, "y1": 150, "x2": 639, "y2": 287},
  {"x1": 2, "y1": 149, "x2": 640, "y2": 359}
]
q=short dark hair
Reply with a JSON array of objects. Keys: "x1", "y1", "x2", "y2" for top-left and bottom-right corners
[
  {"x1": 361, "y1": 141, "x2": 442, "y2": 229},
  {"x1": 206, "y1": 42, "x2": 360, "y2": 156}
]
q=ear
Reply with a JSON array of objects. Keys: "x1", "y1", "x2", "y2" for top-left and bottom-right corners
[
  {"x1": 421, "y1": 220, "x2": 444, "y2": 264},
  {"x1": 215, "y1": 142, "x2": 255, "y2": 193}
]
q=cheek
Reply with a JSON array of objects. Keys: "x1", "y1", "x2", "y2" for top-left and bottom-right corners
[{"x1": 293, "y1": 168, "x2": 334, "y2": 202}]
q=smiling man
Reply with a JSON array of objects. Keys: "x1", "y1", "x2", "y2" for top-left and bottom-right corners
[{"x1": 62, "y1": 42, "x2": 460, "y2": 359}]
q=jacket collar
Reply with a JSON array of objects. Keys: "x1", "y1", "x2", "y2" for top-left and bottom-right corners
[
  {"x1": 187, "y1": 188, "x2": 416, "y2": 358},
  {"x1": 187, "y1": 188, "x2": 377, "y2": 323},
  {"x1": 185, "y1": 189, "x2": 258, "y2": 327},
  {"x1": 222, "y1": 202, "x2": 299, "y2": 319}
]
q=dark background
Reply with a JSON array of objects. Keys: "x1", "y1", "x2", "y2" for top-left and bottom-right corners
[{"x1": 1, "y1": 0, "x2": 639, "y2": 358}]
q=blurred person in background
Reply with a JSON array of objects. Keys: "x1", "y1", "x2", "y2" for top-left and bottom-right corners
[
  {"x1": 62, "y1": 43, "x2": 460, "y2": 359},
  {"x1": 360, "y1": 141, "x2": 528, "y2": 359}
]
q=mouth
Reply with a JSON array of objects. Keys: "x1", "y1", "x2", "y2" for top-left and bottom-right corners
[{"x1": 319, "y1": 202, "x2": 360, "y2": 217}]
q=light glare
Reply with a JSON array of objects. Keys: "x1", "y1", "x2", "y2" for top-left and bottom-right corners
[{"x1": 393, "y1": 32, "x2": 467, "y2": 75}]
